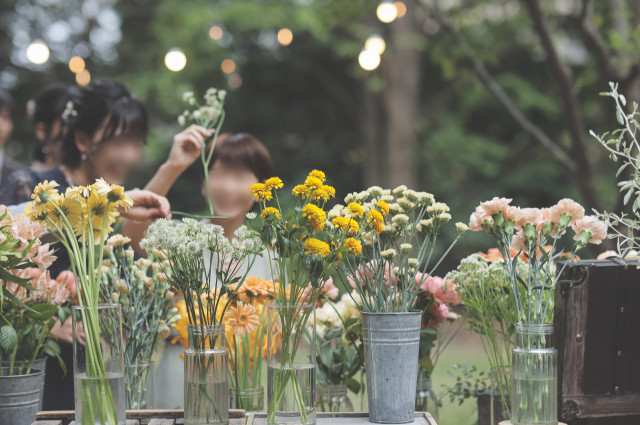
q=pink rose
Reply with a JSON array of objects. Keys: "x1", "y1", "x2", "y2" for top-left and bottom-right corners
[{"x1": 427, "y1": 302, "x2": 449, "y2": 330}]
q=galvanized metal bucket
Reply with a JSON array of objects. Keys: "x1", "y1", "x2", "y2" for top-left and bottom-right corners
[
  {"x1": 362, "y1": 311, "x2": 421, "y2": 424},
  {"x1": 0, "y1": 367, "x2": 45, "y2": 425},
  {"x1": 1, "y1": 358, "x2": 47, "y2": 410}
]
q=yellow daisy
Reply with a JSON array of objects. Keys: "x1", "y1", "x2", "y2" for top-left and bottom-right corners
[
  {"x1": 347, "y1": 202, "x2": 364, "y2": 219},
  {"x1": 260, "y1": 207, "x2": 282, "y2": 220},
  {"x1": 332, "y1": 217, "x2": 359, "y2": 234},
  {"x1": 292, "y1": 185, "x2": 310, "y2": 199},
  {"x1": 344, "y1": 237, "x2": 362, "y2": 256},
  {"x1": 264, "y1": 177, "x2": 284, "y2": 191},
  {"x1": 31, "y1": 180, "x2": 60, "y2": 203},
  {"x1": 367, "y1": 209, "x2": 384, "y2": 234},
  {"x1": 308, "y1": 170, "x2": 326, "y2": 182}
]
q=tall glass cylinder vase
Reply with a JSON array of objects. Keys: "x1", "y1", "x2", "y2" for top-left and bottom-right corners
[
  {"x1": 125, "y1": 362, "x2": 155, "y2": 409},
  {"x1": 267, "y1": 303, "x2": 316, "y2": 425},
  {"x1": 72, "y1": 304, "x2": 126, "y2": 425},
  {"x1": 184, "y1": 324, "x2": 229, "y2": 425},
  {"x1": 511, "y1": 324, "x2": 557, "y2": 425},
  {"x1": 415, "y1": 371, "x2": 438, "y2": 420}
]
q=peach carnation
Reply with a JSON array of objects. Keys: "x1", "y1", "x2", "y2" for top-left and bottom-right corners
[
  {"x1": 572, "y1": 216, "x2": 607, "y2": 245},
  {"x1": 549, "y1": 198, "x2": 585, "y2": 224}
]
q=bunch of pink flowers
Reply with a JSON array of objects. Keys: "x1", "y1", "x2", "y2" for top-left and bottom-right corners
[
  {"x1": 469, "y1": 197, "x2": 606, "y2": 324},
  {"x1": 0, "y1": 206, "x2": 56, "y2": 273},
  {"x1": 6, "y1": 268, "x2": 75, "y2": 306}
]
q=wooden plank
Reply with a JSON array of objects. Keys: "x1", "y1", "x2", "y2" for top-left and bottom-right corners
[
  {"x1": 37, "y1": 409, "x2": 245, "y2": 420},
  {"x1": 148, "y1": 420, "x2": 175, "y2": 425},
  {"x1": 31, "y1": 421, "x2": 62, "y2": 425},
  {"x1": 69, "y1": 422, "x2": 138, "y2": 425},
  {"x1": 246, "y1": 412, "x2": 436, "y2": 424},
  {"x1": 563, "y1": 394, "x2": 640, "y2": 418}
]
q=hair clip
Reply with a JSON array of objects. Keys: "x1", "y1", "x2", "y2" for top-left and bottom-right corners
[{"x1": 61, "y1": 100, "x2": 78, "y2": 123}]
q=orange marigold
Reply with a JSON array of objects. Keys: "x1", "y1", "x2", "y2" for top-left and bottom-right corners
[{"x1": 302, "y1": 204, "x2": 326, "y2": 232}]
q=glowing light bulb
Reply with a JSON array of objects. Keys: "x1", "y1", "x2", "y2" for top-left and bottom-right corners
[
  {"x1": 209, "y1": 25, "x2": 224, "y2": 41},
  {"x1": 395, "y1": 1, "x2": 407, "y2": 18},
  {"x1": 221, "y1": 59, "x2": 236, "y2": 74},
  {"x1": 277, "y1": 28, "x2": 293, "y2": 46},
  {"x1": 377, "y1": 0, "x2": 398, "y2": 23},
  {"x1": 164, "y1": 48, "x2": 186, "y2": 72},
  {"x1": 365, "y1": 34, "x2": 386, "y2": 55},
  {"x1": 69, "y1": 56, "x2": 85, "y2": 74},
  {"x1": 26, "y1": 40, "x2": 50, "y2": 64},
  {"x1": 76, "y1": 69, "x2": 91, "y2": 86},
  {"x1": 358, "y1": 49, "x2": 381, "y2": 71}
]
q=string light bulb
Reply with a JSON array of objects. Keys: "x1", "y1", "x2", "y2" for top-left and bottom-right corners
[
  {"x1": 365, "y1": 34, "x2": 386, "y2": 55},
  {"x1": 377, "y1": 0, "x2": 398, "y2": 23},
  {"x1": 358, "y1": 49, "x2": 381, "y2": 71},
  {"x1": 26, "y1": 40, "x2": 50, "y2": 64},
  {"x1": 164, "y1": 48, "x2": 187, "y2": 72}
]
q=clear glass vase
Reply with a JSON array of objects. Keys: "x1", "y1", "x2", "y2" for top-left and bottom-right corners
[
  {"x1": 415, "y1": 373, "x2": 438, "y2": 420},
  {"x1": 125, "y1": 362, "x2": 155, "y2": 409},
  {"x1": 316, "y1": 384, "x2": 353, "y2": 413},
  {"x1": 511, "y1": 324, "x2": 557, "y2": 425},
  {"x1": 267, "y1": 303, "x2": 316, "y2": 425},
  {"x1": 184, "y1": 324, "x2": 229, "y2": 425},
  {"x1": 490, "y1": 367, "x2": 510, "y2": 425},
  {"x1": 230, "y1": 386, "x2": 264, "y2": 414},
  {"x1": 72, "y1": 303, "x2": 126, "y2": 425}
]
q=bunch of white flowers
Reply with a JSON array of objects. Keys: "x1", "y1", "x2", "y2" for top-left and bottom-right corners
[{"x1": 178, "y1": 88, "x2": 226, "y2": 127}]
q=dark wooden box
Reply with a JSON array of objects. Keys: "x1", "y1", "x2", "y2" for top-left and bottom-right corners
[{"x1": 555, "y1": 259, "x2": 640, "y2": 425}]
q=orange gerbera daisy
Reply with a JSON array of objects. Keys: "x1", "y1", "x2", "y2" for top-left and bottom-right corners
[{"x1": 225, "y1": 301, "x2": 260, "y2": 336}]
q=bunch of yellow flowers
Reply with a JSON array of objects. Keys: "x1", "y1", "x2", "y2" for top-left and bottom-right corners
[{"x1": 26, "y1": 178, "x2": 132, "y2": 245}]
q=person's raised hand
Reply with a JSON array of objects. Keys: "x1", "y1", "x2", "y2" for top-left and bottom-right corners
[
  {"x1": 120, "y1": 190, "x2": 171, "y2": 222},
  {"x1": 166, "y1": 125, "x2": 213, "y2": 172}
]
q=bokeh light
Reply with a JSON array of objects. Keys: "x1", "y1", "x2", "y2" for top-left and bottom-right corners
[
  {"x1": 209, "y1": 25, "x2": 224, "y2": 41},
  {"x1": 365, "y1": 34, "x2": 386, "y2": 55},
  {"x1": 76, "y1": 69, "x2": 91, "y2": 86},
  {"x1": 26, "y1": 40, "x2": 50, "y2": 64},
  {"x1": 221, "y1": 59, "x2": 236, "y2": 74},
  {"x1": 165, "y1": 48, "x2": 186, "y2": 72},
  {"x1": 69, "y1": 56, "x2": 85, "y2": 74},
  {"x1": 358, "y1": 49, "x2": 381, "y2": 71},
  {"x1": 395, "y1": 1, "x2": 407, "y2": 18},
  {"x1": 277, "y1": 28, "x2": 293, "y2": 46},
  {"x1": 377, "y1": 0, "x2": 398, "y2": 23},
  {"x1": 228, "y1": 73, "x2": 242, "y2": 89}
]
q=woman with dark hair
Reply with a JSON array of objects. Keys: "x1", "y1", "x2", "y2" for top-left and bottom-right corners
[
  {"x1": 27, "y1": 83, "x2": 80, "y2": 171},
  {"x1": 0, "y1": 88, "x2": 24, "y2": 185},
  {"x1": 0, "y1": 80, "x2": 176, "y2": 410}
]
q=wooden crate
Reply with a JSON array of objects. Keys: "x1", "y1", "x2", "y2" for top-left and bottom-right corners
[
  {"x1": 246, "y1": 412, "x2": 438, "y2": 424},
  {"x1": 555, "y1": 259, "x2": 640, "y2": 425},
  {"x1": 33, "y1": 409, "x2": 247, "y2": 425}
]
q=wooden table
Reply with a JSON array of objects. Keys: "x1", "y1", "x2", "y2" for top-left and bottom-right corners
[
  {"x1": 247, "y1": 412, "x2": 438, "y2": 424},
  {"x1": 32, "y1": 409, "x2": 246, "y2": 425}
]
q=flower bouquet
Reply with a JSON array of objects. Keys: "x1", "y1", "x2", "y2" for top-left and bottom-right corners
[
  {"x1": 100, "y1": 235, "x2": 179, "y2": 409},
  {"x1": 26, "y1": 179, "x2": 132, "y2": 425},
  {"x1": 251, "y1": 170, "x2": 368, "y2": 425},
  {"x1": 338, "y1": 185, "x2": 466, "y2": 423},
  {"x1": 468, "y1": 197, "x2": 605, "y2": 424},
  {"x1": 141, "y1": 218, "x2": 263, "y2": 424}
]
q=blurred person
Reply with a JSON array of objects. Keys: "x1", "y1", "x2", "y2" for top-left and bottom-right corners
[
  {"x1": 128, "y1": 132, "x2": 275, "y2": 408},
  {"x1": 27, "y1": 83, "x2": 80, "y2": 171},
  {"x1": 0, "y1": 80, "x2": 176, "y2": 410},
  {"x1": 0, "y1": 88, "x2": 24, "y2": 184}
]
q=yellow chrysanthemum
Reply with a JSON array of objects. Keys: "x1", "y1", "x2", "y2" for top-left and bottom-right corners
[
  {"x1": 344, "y1": 237, "x2": 362, "y2": 256},
  {"x1": 260, "y1": 207, "x2": 281, "y2": 220},
  {"x1": 74, "y1": 191, "x2": 117, "y2": 243},
  {"x1": 23, "y1": 201, "x2": 48, "y2": 223},
  {"x1": 303, "y1": 238, "x2": 331, "y2": 257},
  {"x1": 250, "y1": 183, "x2": 273, "y2": 202},
  {"x1": 32, "y1": 180, "x2": 60, "y2": 203},
  {"x1": 66, "y1": 186, "x2": 91, "y2": 199},
  {"x1": 308, "y1": 170, "x2": 326, "y2": 182},
  {"x1": 264, "y1": 177, "x2": 284, "y2": 191},
  {"x1": 312, "y1": 185, "x2": 336, "y2": 202},
  {"x1": 347, "y1": 202, "x2": 364, "y2": 219},
  {"x1": 47, "y1": 195, "x2": 82, "y2": 230},
  {"x1": 304, "y1": 176, "x2": 323, "y2": 189},
  {"x1": 292, "y1": 184, "x2": 310, "y2": 198},
  {"x1": 302, "y1": 204, "x2": 326, "y2": 232},
  {"x1": 105, "y1": 184, "x2": 133, "y2": 208},
  {"x1": 367, "y1": 209, "x2": 384, "y2": 234},
  {"x1": 376, "y1": 200, "x2": 390, "y2": 216},
  {"x1": 332, "y1": 217, "x2": 359, "y2": 234}
]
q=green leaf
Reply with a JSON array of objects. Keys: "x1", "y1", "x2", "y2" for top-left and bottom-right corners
[
  {"x1": 0, "y1": 325, "x2": 17, "y2": 353},
  {"x1": 345, "y1": 377, "x2": 361, "y2": 394},
  {"x1": 26, "y1": 303, "x2": 58, "y2": 321}
]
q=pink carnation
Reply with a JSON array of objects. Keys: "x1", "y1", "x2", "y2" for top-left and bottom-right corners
[
  {"x1": 480, "y1": 197, "x2": 513, "y2": 216},
  {"x1": 572, "y1": 216, "x2": 607, "y2": 245},
  {"x1": 469, "y1": 197, "x2": 514, "y2": 231},
  {"x1": 515, "y1": 208, "x2": 542, "y2": 229},
  {"x1": 550, "y1": 199, "x2": 585, "y2": 225},
  {"x1": 511, "y1": 229, "x2": 526, "y2": 251}
]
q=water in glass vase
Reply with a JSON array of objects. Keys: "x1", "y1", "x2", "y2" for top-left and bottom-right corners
[
  {"x1": 267, "y1": 363, "x2": 316, "y2": 425},
  {"x1": 184, "y1": 349, "x2": 229, "y2": 425},
  {"x1": 512, "y1": 375, "x2": 557, "y2": 425},
  {"x1": 74, "y1": 372, "x2": 126, "y2": 425}
]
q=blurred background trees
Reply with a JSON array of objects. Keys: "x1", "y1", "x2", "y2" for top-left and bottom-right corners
[{"x1": 2, "y1": 0, "x2": 639, "y2": 255}]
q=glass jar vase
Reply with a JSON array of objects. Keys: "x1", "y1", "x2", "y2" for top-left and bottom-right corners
[
  {"x1": 184, "y1": 324, "x2": 229, "y2": 425},
  {"x1": 230, "y1": 386, "x2": 264, "y2": 415},
  {"x1": 511, "y1": 324, "x2": 557, "y2": 425},
  {"x1": 317, "y1": 384, "x2": 353, "y2": 413},
  {"x1": 267, "y1": 303, "x2": 316, "y2": 425}
]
